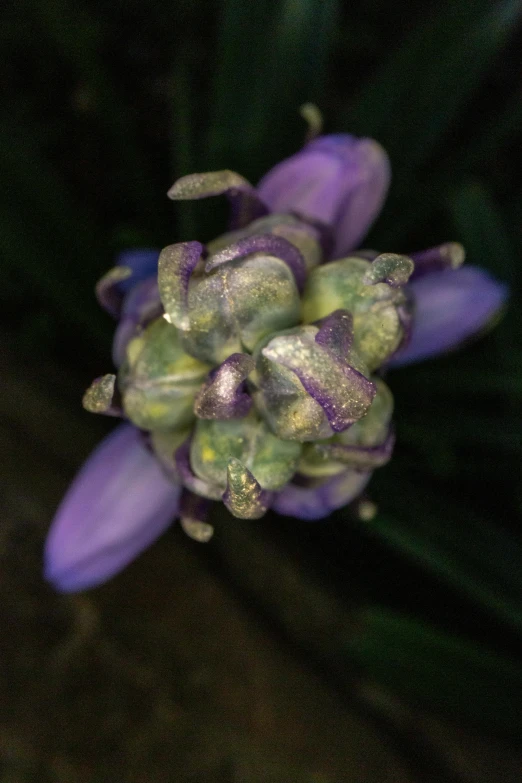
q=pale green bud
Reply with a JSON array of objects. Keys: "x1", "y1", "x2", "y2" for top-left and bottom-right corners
[
  {"x1": 190, "y1": 411, "x2": 302, "y2": 491},
  {"x1": 119, "y1": 318, "x2": 210, "y2": 430}
]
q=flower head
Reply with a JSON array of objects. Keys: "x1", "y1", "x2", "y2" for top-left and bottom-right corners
[{"x1": 44, "y1": 133, "x2": 507, "y2": 592}]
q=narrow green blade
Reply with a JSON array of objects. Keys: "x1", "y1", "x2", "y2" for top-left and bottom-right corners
[
  {"x1": 207, "y1": 0, "x2": 339, "y2": 177},
  {"x1": 345, "y1": 0, "x2": 521, "y2": 189},
  {"x1": 349, "y1": 607, "x2": 522, "y2": 735}
]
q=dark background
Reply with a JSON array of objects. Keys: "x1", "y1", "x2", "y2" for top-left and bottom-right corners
[{"x1": 2, "y1": 0, "x2": 522, "y2": 780}]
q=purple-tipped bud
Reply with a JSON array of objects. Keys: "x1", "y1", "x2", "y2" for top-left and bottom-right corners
[
  {"x1": 194, "y1": 353, "x2": 254, "y2": 419},
  {"x1": 257, "y1": 134, "x2": 390, "y2": 257},
  {"x1": 44, "y1": 425, "x2": 181, "y2": 592},
  {"x1": 390, "y1": 266, "x2": 508, "y2": 366}
]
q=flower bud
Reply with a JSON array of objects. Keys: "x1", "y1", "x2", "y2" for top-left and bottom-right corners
[
  {"x1": 119, "y1": 317, "x2": 210, "y2": 431},
  {"x1": 158, "y1": 240, "x2": 302, "y2": 364},
  {"x1": 253, "y1": 320, "x2": 376, "y2": 442},
  {"x1": 302, "y1": 254, "x2": 413, "y2": 371},
  {"x1": 190, "y1": 411, "x2": 302, "y2": 493}
]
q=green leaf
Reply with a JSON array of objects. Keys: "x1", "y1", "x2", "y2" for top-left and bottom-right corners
[
  {"x1": 449, "y1": 182, "x2": 518, "y2": 283},
  {"x1": 364, "y1": 475, "x2": 522, "y2": 636},
  {"x1": 345, "y1": 0, "x2": 521, "y2": 189},
  {"x1": 0, "y1": 109, "x2": 109, "y2": 342},
  {"x1": 30, "y1": 0, "x2": 159, "y2": 225},
  {"x1": 349, "y1": 607, "x2": 522, "y2": 735},
  {"x1": 167, "y1": 55, "x2": 199, "y2": 241},
  {"x1": 207, "y1": 0, "x2": 339, "y2": 177}
]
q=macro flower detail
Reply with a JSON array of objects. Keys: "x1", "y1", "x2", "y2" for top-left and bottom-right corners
[{"x1": 44, "y1": 133, "x2": 508, "y2": 592}]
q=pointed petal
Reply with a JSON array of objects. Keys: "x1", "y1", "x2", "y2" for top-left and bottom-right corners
[
  {"x1": 272, "y1": 470, "x2": 371, "y2": 521},
  {"x1": 194, "y1": 353, "x2": 254, "y2": 419},
  {"x1": 390, "y1": 266, "x2": 508, "y2": 366},
  {"x1": 82, "y1": 374, "x2": 121, "y2": 417},
  {"x1": 314, "y1": 309, "x2": 353, "y2": 359},
  {"x1": 223, "y1": 459, "x2": 272, "y2": 519},
  {"x1": 44, "y1": 425, "x2": 181, "y2": 592}
]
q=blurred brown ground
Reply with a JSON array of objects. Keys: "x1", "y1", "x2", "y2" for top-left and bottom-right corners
[{"x1": 1, "y1": 340, "x2": 521, "y2": 783}]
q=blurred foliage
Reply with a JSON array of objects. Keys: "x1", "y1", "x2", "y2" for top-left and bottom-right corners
[{"x1": 2, "y1": 0, "x2": 522, "y2": 734}]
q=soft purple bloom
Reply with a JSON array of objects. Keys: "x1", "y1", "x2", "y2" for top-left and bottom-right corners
[
  {"x1": 390, "y1": 266, "x2": 508, "y2": 366},
  {"x1": 44, "y1": 424, "x2": 181, "y2": 592},
  {"x1": 257, "y1": 134, "x2": 391, "y2": 257},
  {"x1": 45, "y1": 133, "x2": 508, "y2": 593}
]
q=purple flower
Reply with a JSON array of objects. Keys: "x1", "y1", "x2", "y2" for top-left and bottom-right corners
[
  {"x1": 44, "y1": 425, "x2": 181, "y2": 592},
  {"x1": 257, "y1": 134, "x2": 391, "y2": 257},
  {"x1": 44, "y1": 133, "x2": 508, "y2": 593},
  {"x1": 389, "y1": 266, "x2": 508, "y2": 366}
]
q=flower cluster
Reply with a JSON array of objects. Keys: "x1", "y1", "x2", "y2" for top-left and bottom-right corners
[{"x1": 45, "y1": 134, "x2": 507, "y2": 592}]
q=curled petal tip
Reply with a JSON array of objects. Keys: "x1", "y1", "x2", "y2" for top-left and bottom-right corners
[
  {"x1": 179, "y1": 491, "x2": 214, "y2": 542},
  {"x1": 168, "y1": 171, "x2": 268, "y2": 229},
  {"x1": 157, "y1": 241, "x2": 203, "y2": 330},
  {"x1": 205, "y1": 234, "x2": 306, "y2": 292},
  {"x1": 95, "y1": 266, "x2": 133, "y2": 318},
  {"x1": 194, "y1": 354, "x2": 254, "y2": 419},
  {"x1": 168, "y1": 170, "x2": 253, "y2": 200}
]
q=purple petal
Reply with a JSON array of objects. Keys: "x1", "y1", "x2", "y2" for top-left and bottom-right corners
[
  {"x1": 314, "y1": 309, "x2": 353, "y2": 359},
  {"x1": 206, "y1": 234, "x2": 307, "y2": 292},
  {"x1": 115, "y1": 249, "x2": 161, "y2": 292},
  {"x1": 316, "y1": 429, "x2": 395, "y2": 470},
  {"x1": 44, "y1": 425, "x2": 181, "y2": 592},
  {"x1": 194, "y1": 353, "x2": 254, "y2": 419},
  {"x1": 272, "y1": 469, "x2": 371, "y2": 521},
  {"x1": 390, "y1": 266, "x2": 508, "y2": 366},
  {"x1": 262, "y1": 331, "x2": 376, "y2": 433},
  {"x1": 257, "y1": 134, "x2": 390, "y2": 257}
]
